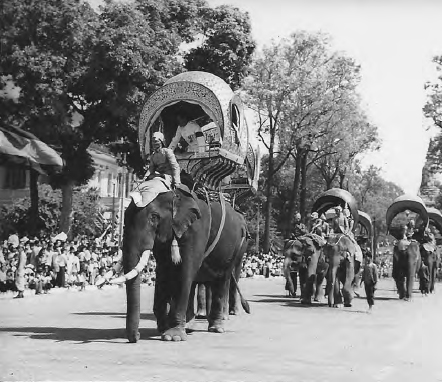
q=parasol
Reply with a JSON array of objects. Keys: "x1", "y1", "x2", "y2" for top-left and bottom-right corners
[
  {"x1": 385, "y1": 194, "x2": 428, "y2": 229},
  {"x1": 312, "y1": 188, "x2": 359, "y2": 227}
]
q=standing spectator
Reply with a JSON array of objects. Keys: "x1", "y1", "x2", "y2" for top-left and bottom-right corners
[
  {"x1": 0, "y1": 263, "x2": 7, "y2": 293},
  {"x1": 55, "y1": 248, "x2": 68, "y2": 288},
  {"x1": 14, "y1": 245, "x2": 27, "y2": 298},
  {"x1": 362, "y1": 254, "x2": 378, "y2": 312}
]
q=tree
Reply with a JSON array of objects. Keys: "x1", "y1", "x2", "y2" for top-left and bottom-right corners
[
  {"x1": 184, "y1": 5, "x2": 256, "y2": 89},
  {"x1": 0, "y1": 0, "x2": 201, "y2": 235},
  {"x1": 424, "y1": 55, "x2": 442, "y2": 129}
]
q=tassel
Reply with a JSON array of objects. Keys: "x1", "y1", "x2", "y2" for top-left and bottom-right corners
[{"x1": 171, "y1": 237, "x2": 182, "y2": 264}]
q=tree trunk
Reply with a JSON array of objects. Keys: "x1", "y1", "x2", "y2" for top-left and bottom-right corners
[
  {"x1": 285, "y1": 153, "x2": 302, "y2": 238},
  {"x1": 263, "y1": 163, "x2": 273, "y2": 254},
  {"x1": 299, "y1": 151, "x2": 308, "y2": 222},
  {"x1": 59, "y1": 180, "x2": 75, "y2": 237},
  {"x1": 29, "y1": 170, "x2": 39, "y2": 236}
]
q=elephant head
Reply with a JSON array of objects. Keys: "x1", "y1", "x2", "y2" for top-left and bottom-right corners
[{"x1": 117, "y1": 185, "x2": 202, "y2": 282}]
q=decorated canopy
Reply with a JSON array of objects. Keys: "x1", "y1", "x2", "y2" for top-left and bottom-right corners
[
  {"x1": 312, "y1": 188, "x2": 359, "y2": 228},
  {"x1": 0, "y1": 125, "x2": 63, "y2": 174},
  {"x1": 427, "y1": 207, "x2": 442, "y2": 233},
  {"x1": 357, "y1": 210, "x2": 373, "y2": 238},
  {"x1": 138, "y1": 71, "x2": 251, "y2": 190},
  {"x1": 385, "y1": 194, "x2": 428, "y2": 229}
]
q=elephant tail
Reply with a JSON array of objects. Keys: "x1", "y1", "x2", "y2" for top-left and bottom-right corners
[{"x1": 231, "y1": 272, "x2": 251, "y2": 314}]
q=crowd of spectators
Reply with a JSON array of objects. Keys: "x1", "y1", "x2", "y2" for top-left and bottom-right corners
[
  {"x1": 241, "y1": 252, "x2": 284, "y2": 279},
  {"x1": 0, "y1": 231, "x2": 156, "y2": 298}
]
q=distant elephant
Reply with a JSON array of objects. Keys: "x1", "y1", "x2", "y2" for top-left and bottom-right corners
[
  {"x1": 111, "y1": 183, "x2": 249, "y2": 342},
  {"x1": 323, "y1": 234, "x2": 357, "y2": 307},
  {"x1": 392, "y1": 239, "x2": 421, "y2": 300},
  {"x1": 283, "y1": 235, "x2": 328, "y2": 304}
]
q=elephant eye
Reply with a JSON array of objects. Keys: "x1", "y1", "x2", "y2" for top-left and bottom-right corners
[{"x1": 149, "y1": 213, "x2": 160, "y2": 226}]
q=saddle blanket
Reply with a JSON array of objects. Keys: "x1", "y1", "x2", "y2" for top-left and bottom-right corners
[{"x1": 130, "y1": 177, "x2": 170, "y2": 208}]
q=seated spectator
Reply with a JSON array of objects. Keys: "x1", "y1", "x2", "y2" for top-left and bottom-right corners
[{"x1": 0, "y1": 263, "x2": 7, "y2": 293}]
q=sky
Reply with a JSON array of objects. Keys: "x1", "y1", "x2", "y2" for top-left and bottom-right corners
[{"x1": 206, "y1": 0, "x2": 442, "y2": 194}]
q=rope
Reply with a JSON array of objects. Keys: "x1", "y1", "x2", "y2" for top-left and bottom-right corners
[{"x1": 203, "y1": 192, "x2": 226, "y2": 257}]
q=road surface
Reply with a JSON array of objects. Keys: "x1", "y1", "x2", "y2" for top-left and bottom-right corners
[{"x1": 1, "y1": 277, "x2": 441, "y2": 382}]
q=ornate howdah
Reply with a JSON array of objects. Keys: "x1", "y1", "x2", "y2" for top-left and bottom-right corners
[{"x1": 138, "y1": 71, "x2": 257, "y2": 192}]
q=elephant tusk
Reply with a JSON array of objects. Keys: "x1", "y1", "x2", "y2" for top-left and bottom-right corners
[{"x1": 108, "y1": 250, "x2": 151, "y2": 285}]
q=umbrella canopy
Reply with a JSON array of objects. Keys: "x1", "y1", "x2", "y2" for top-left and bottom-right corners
[
  {"x1": 385, "y1": 194, "x2": 428, "y2": 229},
  {"x1": 357, "y1": 210, "x2": 373, "y2": 238},
  {"x1": 312, "y1": 188, "x2": 359, "y2": 228},
  {"x1": 0, "y1": 125, "x2": 63, "y2": 174},
  {"x1": 427, "y1": 207, "x2": 442, "y2": 233}
]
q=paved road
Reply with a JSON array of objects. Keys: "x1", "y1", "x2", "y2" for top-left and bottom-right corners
[{"x1": 1, "y1": 277, "x2": 441, "y2": 382}]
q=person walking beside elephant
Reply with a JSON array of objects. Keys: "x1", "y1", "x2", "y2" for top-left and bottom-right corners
[
  {"x1": 13, "y1": 245, "x2": 27, "y2": 299},
  {"x1": 362, "y1": 254, "x2": 378, "y2": 312}
]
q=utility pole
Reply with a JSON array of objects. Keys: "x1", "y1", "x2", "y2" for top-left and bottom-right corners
[
  {"x1": 372, "y1": 216, "x2": 377, "y2": 261},
  {"x1": 118, "y1": 153, "x2": 127, "y2": 247},
  {"x1": 256, "y1": 202, "x2": 260, "y2": 254}
]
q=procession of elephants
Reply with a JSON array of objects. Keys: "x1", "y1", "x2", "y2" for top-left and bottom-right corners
[{"x1": 105, "y1": 71, "x2": 442, "y2": 343}]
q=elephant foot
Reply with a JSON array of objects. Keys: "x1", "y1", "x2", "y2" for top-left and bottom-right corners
[
  {"x1": 127, "y1": 331, "x2": 140, "y2": 343},
  {"x1": 301, "y1": 299, "x2": 312, "y2": 305},
  {"x1": 162, "y1": 327, "x2": 187, "y2": 342},
  {"x1": 208, "y1": 324, "x2": 225, "y2": 333},
  {"x1": 229, "y1": 310, "x2": 238, "y2": 315},
  {"x1": 344, "y1": 303, "x2": 352, "y2": 308},
  {"x1": 196, "y1": 311, "x2": 207, "y2": 320}
]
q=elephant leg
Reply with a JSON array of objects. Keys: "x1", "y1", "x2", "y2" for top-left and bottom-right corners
[
  {"x1": 334, "y1": 270, "x2": 343, "y2": 306},
  {"x1": 314, "y1": 267, "x2": 327, "y2": 301},
  {"x1": 430, "y1": 263, "x2": 436, "y2": 293},
  {"x1": 208, "y1": 276, "x2": 229, "y2": 333},
  {"x1": 327, "y1": 265, "x2": 337, "y2": 307},
  {"x1": 222, "y1": 278, "x2": 230, "y2": 320},
  {"x1": 303, "y1": 254, "x2": 319, "y2": 305},
  {"x1": 153, "y1": 262, "x2": 170, "y2": 334},
  {"x1": 126, "y1": 274, "x2": 141, "y2": 343},
  {"x1": 299, "y1": 266, "x2": 308, "y2": 303},
  {"x1": 342, "y1": 259, "x2": 354, "y2": 307},
  {"x1": 162, "y1": 261, "x2": 200, "y2": 342},
  {"x1": 196, "y1": 283, "x2": 207, "y2": 319},
  {"x1": 405, "y1": 266, "x2": 416, "y2": 301},
  {"x1": 394, "y1": 273, "x2": 405, "y2": 299},
  {"x1": 186, "y1": 282, "x2": 197, "y2": 323}
]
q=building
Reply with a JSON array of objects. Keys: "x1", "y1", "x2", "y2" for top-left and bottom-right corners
[{"x1": 0, "y1": 144, "x2": 135, "y2": 225}]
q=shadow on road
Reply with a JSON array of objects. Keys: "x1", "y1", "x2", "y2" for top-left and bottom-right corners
[
  {"x1": 0, "y1": 326, "x2": 161, "y2": 343},
  {"x1": 73, "y1": 311, "x2": 156, "y2": 322},
  {"x1": 253, "y1": 295, "x2": 329, "y2": 308}
]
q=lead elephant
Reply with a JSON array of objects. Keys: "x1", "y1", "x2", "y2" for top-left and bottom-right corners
[
  {"x1": 283, "y1": 235, "x2": 328, "y2": 304},
  {"x1": 112, "y1": 182, "x2": 249, "y2": 342},
  {"x1": 392, "y1": 238, "x2": 421, "y2": 300},
  {"x1": 324, "y1": 234, "x2": 357, "y2": 307}
]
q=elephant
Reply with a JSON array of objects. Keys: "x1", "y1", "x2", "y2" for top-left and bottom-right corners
[
  {"x1": 113, "y1": 183, "x2": 249, "y2": 342},
  {"x1": 283, "y1": 235, "x2": 328, "y2": 304},
  {"x1": 323, "y1": 234, "x2": 357, "y2": 307},
  {"x1": 392, "y1": 239, "x2": 421, "y2": 300}
]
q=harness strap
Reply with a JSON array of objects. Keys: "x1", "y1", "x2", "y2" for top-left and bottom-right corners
[{"x1": 203, "y1": 192, "x2": 226, "y2": 257}]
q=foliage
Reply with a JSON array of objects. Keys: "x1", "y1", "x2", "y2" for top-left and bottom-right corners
[
  {"x1": 0, "y1": 185, "x2": 106, "y2": 239},
  {"x1": 424, "y1": 55, "x2": 442, "y2": 129},
  {"x1": 184, "y1": 5, "x2": 256, "y2": 89}
]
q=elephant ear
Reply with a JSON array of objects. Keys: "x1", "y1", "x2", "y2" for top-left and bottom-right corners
[{"x1": 172, "y1": 186, "x2": 202, "y2": 239}]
